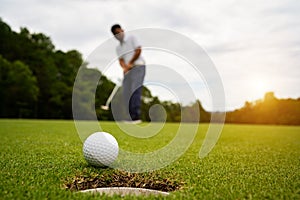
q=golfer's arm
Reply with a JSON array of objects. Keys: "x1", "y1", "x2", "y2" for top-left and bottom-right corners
[
  {"x1": 119, "y1": 58, "x2": 127, "y2": 69},
  {"x1": 128, "y1": 47, "x2": 142, "y2": 66}
]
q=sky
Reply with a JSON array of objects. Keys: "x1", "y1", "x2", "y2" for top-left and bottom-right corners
[{"x1": 1, "y1": 0, "x2": 299, "y2": 111}]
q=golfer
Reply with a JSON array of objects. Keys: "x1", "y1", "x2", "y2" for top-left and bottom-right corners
[{"x1": 111, "y1": 24, "x2": 145, "y2": 123}]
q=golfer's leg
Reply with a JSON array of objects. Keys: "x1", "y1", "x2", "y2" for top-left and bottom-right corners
[
  {"x1": 122, "y1": 73, "x2": 132, "y2": 120},
  {"x1": 130, "y1": 86, "x2": 143, "y2": 120},
  {"x1": 129, "y1": 65, "x2": 146, "y2": 120}
]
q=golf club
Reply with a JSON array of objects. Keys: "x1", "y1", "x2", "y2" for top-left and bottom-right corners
[{"x1": 101, "y1": 79, "x2": 121, "y2": 110}]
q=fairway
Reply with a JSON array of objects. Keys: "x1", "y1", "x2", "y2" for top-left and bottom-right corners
[{"x1": 0, "y1": 120, "x2": 299, "y2": 199}]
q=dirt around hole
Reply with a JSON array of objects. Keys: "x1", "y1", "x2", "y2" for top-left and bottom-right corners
[{"x1": 64, "y1": 170, "x2": 183, "y2": 192}]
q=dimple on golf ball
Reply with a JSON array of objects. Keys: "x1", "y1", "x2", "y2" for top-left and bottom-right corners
[{"x1": 83, "y1": 132, "x2": 119, "y2": 167}]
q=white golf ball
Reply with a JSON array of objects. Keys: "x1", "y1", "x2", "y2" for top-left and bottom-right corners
[{"x1": 83, "y1": 132, "x2": 119, "y2": 167}]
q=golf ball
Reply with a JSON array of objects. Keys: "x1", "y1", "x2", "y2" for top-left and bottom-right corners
[{"x1": 83, "y1": 132, "x2": 119, "y2": 167}]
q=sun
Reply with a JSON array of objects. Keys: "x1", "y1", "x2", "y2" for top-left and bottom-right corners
[{"x1": 249, "y1": 77, "x2": 271, "y2": 98}]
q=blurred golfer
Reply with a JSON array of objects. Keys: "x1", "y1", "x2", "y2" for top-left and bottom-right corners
[{"x1": 111, "y1": 24, "x2": 145, "y2": 123}]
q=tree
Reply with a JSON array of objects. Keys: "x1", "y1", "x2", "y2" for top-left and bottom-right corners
[
  {"x1": 0, "y1": 56, "x2": 39, "y2": 117},
  {"x1": 181, "y1": 100, "x2": 210, "y2": 123},
  {"x1": 0, "y1": 19, "x2": 84, "y2": 118},
  {"x1": 73, "y1": 64, "x2": 105, "y2": 120}
]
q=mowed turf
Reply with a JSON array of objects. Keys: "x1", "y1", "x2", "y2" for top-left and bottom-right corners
[{"x1": 0, "y1": 120, "x2": 299, "y2": 199}]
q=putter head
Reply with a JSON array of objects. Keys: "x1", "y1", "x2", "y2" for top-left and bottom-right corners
[{"x1": 101, "y1": 105, "x2": 109, "y2": 110}]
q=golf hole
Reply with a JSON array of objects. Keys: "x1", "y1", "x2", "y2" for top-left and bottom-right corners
[{"x1": 64, "y1": 170, "x2": 183, "y2": 197}]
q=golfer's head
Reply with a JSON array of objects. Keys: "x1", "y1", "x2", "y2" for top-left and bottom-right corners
[{"x1": 111, "y1": 24, "x2": 124, "y2": 42}]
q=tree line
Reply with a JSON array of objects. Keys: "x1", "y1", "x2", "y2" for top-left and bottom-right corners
[
  {"x1": 1, "y1": 19, "x2": 299, "y2": 125},
  {"x1": 226, "y1": 92, "x2": 300, "y2": 125}
]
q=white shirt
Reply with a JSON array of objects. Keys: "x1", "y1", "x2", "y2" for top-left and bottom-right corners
[{"x1": 116, "y1": 34, "x2": 145, "y2": 66}]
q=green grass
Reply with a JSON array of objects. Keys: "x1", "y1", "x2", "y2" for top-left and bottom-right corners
[{"x1": 0, "y1": 120, "x2": 299, "y2": 199}]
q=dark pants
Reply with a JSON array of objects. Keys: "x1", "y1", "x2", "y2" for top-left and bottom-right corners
[{"x1": 122, "y1": 65, "x2": 145, "y2": 120}]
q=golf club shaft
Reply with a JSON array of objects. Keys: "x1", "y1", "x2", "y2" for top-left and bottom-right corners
[{"x1": 105, "y1": 85, "x2": 120, "y2": 107}]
